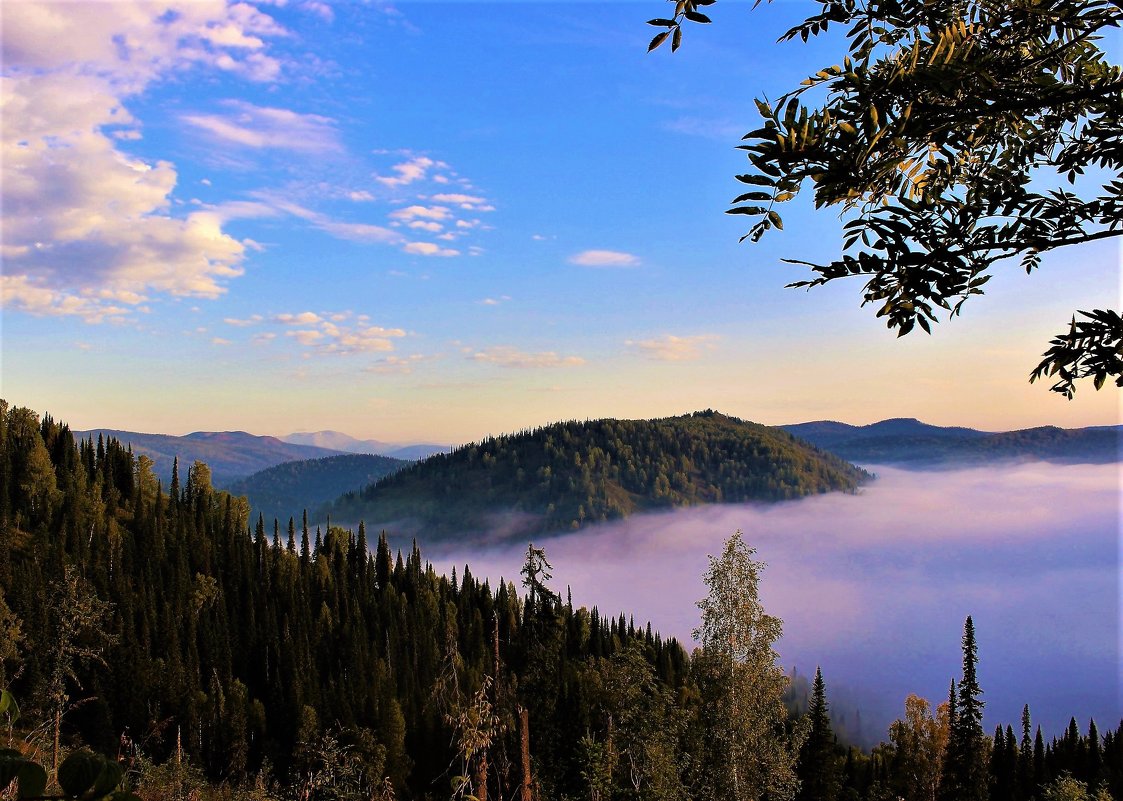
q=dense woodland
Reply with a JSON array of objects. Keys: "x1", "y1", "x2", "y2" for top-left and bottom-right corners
[
  {"x1": 1, "y1": 401, "x2": 1120, "y2": 801},
  {"x1": 225, "y1": 455, "x2": 407, "y2": 526},
  {"x1": 327, "y1": 412, "x2": 869, "y2": 540}
]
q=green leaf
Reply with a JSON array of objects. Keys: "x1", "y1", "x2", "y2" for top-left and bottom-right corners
[
  {"x1": 0, "y1": 690, "x2": 18, "y2": 724},
  {"x1": 59, "y1": 750, "x2": 104, "y2": 798}
]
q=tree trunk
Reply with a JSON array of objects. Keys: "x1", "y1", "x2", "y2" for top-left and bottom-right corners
[{"x1": 518, "y1": 705, "x2": 532, "y2": 801}]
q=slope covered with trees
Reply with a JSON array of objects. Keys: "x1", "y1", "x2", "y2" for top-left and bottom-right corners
[
  {"x1": 326, "y1": 411, "x2": 870, "y2": 541},
  {"x1": 225, "y1": 454, "x2": 408, "y2": 524}
]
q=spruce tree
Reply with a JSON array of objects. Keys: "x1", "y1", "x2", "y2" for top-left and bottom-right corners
[
  {"x1": 797, "y1": 666, "x2": 840, "y2": 801},
  {"x1": 940, "y1": 617, "x2": 987, "y2": 801}
]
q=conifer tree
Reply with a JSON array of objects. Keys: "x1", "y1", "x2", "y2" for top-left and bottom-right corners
[
  {"x1": 797, "y1": 666, "x2": 840, "y2": 801},
  {"x1": 941, "y1": 617, "x2": 987, "y2": 801}
]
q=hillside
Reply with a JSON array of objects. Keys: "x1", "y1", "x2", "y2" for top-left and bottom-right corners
[
  {"x1": 325, "y1": 410, "x2": 870, "y2": 541},
  {"x1": 782, "y1": 418, "x2": 1120, "y2": 466},
  {"x1": 226, "y1": 453, "x2": 408, "y2": 523},
  {"x1": 73, "y1": 428, "x2": 345, "y2": 486}
]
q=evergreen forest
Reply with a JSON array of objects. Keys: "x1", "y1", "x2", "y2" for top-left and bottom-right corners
[{"x1": 1, "y1": 401, "x2": 1120, "y2": 801}]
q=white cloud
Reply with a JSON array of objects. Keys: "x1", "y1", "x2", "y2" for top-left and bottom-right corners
[
  {"x1": 375, "y1": 156, "x2": 447, "y2": 187},
  {"x1": 0, "y1": 1, "x2": 289, "y2": 323},
  {"x1": 275, "y1": 311, "x2": 324, "y2": 325},
  {"x1": 626, "y1": 334, "x2": 720, "y2": 361},
  {"x1": 348, "y1": 190, "x2": 374, "y2": 201},
  {"x1": 480, "y1": 295, "x2": 512, "y2": 306},
  {"x1": 468, "y1": 346, "x2": 585, "y2": 369},
  {"x1": 212, "y1": 337, "x2": 232, "y2": 346},
  {"x1": 182, "y1": 101, "x2": 340, "y2": 152},
  {"x1": 390, "y1": 205, "x2": 452, "y2": 222},
  {"x1": 273, "y1": 310, "x2": 407, "y2": 355},
  {"x1": 569, "y1": 249, "x2": 641, "y2": 268},
  {"x1": 404, "y1": 241, "x2": 459, "y2": 257},
  {"x1": 408, "y1": 221, "x2": 443, "y2": 232}
]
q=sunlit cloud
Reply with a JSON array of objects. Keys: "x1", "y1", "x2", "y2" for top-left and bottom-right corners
[
  {"x1": 275, "y1": 311, "x2": 324, "y2": 325},
  {"x1": 569, "y1": 249, "x2": 641, "y2": 268},
  {"x1": 0, "y1": 1, "x2": 288, "y2": 323},
  {"x1": 404, "y1": 241, "x2": 459, "y2": 257},
  {"x1": 626, "y1": 333, "x2": 720, "y2": 361},
  {"x1": 273, "y1": 310, "x2": 407, "y2": 355},
  {"x1": 467, "y1": 346, "x2": 585, "y2": 369}
]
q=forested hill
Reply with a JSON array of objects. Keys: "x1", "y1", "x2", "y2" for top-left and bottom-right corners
[
  {"x1": 781, "y1": 418, "x2": 1121, "y2": 466},
  {"x1": 324, "y1": 410, "x2": 870, "y2": 541},
  {"x1": 225, "y1": 453, "x2": 408, "y2": 524}
]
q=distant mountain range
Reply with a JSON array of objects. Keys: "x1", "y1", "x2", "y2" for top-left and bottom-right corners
[
  {"x1": 323, "y1": 411, "x2": 871, "y2": 542},
  {"x1": 282, "y1": 431, "x2": 448, "y2": 461},
  {"x1": 75, "y1": 416, "x2": 1119, "y2": 533},
  {"x1": 780, "y1": 417, "x2": 1121, "y2": 466}
]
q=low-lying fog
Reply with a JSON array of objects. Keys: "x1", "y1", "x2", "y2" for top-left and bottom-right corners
[{"x1": 420, "y1": 462, "x2": 1120, "y2": 744}]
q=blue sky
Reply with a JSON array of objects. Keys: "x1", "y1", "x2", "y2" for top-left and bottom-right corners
[{"x1": 2, "y1": 0, "x2": 1118, "y2": 443}]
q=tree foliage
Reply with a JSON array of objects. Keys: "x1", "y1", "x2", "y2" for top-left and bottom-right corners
[
  {"x1": 650, "y1": 0, "x2": 1123, "y2": 396},
  {"x1": 693, "y1": 531, "x2": 804, "y2": 801}
]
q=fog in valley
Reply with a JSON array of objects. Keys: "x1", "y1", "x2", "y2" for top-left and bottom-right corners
[{"x1": 421, "y1": 461, "x2": 1120, "y2": 744}]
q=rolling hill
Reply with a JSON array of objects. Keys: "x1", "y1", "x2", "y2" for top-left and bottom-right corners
[
  {"x1": 781, "y1": 418, "x2": 1120, "y2": 465},
  {"x1": 225, "y1": 453, "x2": 409, "y2": 523},
  {"x1": 323, "y1": 410, "x2": 870, "y2": 542}
]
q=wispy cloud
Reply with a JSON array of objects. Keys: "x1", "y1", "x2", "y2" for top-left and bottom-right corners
[
  {"x1": 467, "y1": 346, "x2": 585, "y2": 369},
  {"x1": 569, "y1": 249, "x2": 641, "y2": 268},
  {"x1": 224, "y1": 315, "x2": 264, "y2": 327},
  {"x1": 182, "y1": 101, "x2": 341, "y2": 152},
  {"x1": 626, "y1": 334, "x2": 720, "y2": 361}
]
